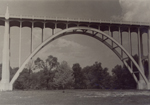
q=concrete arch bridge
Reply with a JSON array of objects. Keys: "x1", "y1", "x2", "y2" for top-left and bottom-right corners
[{"x1": 0, "y1": 7, "x2": 150, "y2": 90}]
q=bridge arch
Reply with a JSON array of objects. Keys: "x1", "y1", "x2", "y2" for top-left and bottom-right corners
[{"x1": 10, "y1": 27, "x2": 149, "y2": 89}]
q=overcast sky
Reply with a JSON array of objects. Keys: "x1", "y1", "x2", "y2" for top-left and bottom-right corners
[{"x1": 0, "y1": 0, "x2": 149, "y2": 72}]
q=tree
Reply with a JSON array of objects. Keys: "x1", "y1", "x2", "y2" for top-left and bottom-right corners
[
  {"x1": 34, "y1": 56, "x2": 59, "y2": 71},
  {"x1": 33, "y1": 55, "x2": 59, "y2": 89},
  {"x1": 111, "y1": 54, "x2": 145, "y2": 89},
  {"x1": 34, "y1": 57, "x2": 45, "y2": 71},
  {"x1": 125, "y1": 54, "x2": 139, "y2": 80},
  {"x1": 14, "y1": 55, "x2": 59, "y2": 90},
  {"x1": 53, "y1": 61, "x2": 74, "y2": 89},
  {"x1": 82, "y1": 62, "x2": 111, "y2": 89},
  {"x1": 10, "y1": 67, "x2": 19, "y2": 81},
  {"x1": 14, "y1": 68, "x2": 33, "y2": 90},
  {"x1": 25, "y1": 59, "x2": 35, "y2": 73},
  {"x1": 144, "y1": 60, "x2": 149, "y2": 79},
  {"x1": 112, "y1": 64, "x2": 137, "y2": 89},
  {"x1": 46, "y1": 55, "x2": 59, "y2": 71},
  {"x1": 72, "y1": 63, "x2": 85, "y2": 89}
]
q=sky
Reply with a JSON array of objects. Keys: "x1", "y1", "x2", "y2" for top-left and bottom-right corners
[{"x1": 0, "y1": 0, "x2": 149, "y2": 72}]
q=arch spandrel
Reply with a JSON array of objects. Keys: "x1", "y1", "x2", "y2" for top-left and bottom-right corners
[
  {"x1": 89, "y1": 24, "x2": 99, "y2": 29},
  {"x1": 68, "y1": 23, "x2": 77, "y2": 28},
  {"x1": 22, "y1": 21, "x2": 32, "y2": 28},
  {"x1": 120, "y1": 26, "x2": 129, "y2": 32},
  {"x1": 79, "y1": 24, "x2": 88, "y2": 27},
  {"x1": 100, "y1": 25, "x2": 109, "y2": 31},
  {"x1": 140, "y1": 27, "x2": 149, "y2": 34},
  {"x1": 110, "y1": 25, "x2": 119, "y2": 32},
  {"x1": 57, "y1": 23, "x2": 66, "y2": 29},
  {"x1": 34, "y1": 22, "x2": 44, "y2": 29},
  {"x1": 45, "y1": 22, "x2": 55, "y2": 29},
  {"x1": 10, "y1": 21, "x2": 20, "y2": 27},
  {"x1": 130, "y1": 26, "x2": 138, "y2": 33},
  {"x1": 10, "y1": 27, "x2": 149, "y2": 89},
  {"x1": 0, "y1": 20, "x2": 5, "y2": 26}
]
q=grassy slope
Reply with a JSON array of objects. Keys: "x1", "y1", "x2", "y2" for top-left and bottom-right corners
[{"x1": 0, "y1": 90, "x2": 150, "y2": 105}]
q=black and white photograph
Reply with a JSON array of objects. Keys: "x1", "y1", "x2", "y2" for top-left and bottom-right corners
[{"x1": 0, "y1": 0, "x2": 150, "y2": 105}]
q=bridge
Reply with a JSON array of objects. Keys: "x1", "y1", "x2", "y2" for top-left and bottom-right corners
[{"x1": 0, "y1": 7, "x2": 150, "y2": 90}]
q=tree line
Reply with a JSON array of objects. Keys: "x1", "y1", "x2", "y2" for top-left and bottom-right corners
[{"x1": 0, "y1": 55, "x2": 148, "y2": 90}]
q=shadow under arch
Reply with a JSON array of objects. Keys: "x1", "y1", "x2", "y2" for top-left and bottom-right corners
[{"x1": 10, "y1": 27, "x2": 149, "y2": 89}]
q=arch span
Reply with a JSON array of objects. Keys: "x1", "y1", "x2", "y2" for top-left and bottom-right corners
[{"x1": 10, "y1": 27, "x2": 149, "y2": 89}]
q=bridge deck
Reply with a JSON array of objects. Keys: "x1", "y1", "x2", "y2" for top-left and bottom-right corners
[{"x1": 0, "y1": 14, "x2": 149, "y2": 27}]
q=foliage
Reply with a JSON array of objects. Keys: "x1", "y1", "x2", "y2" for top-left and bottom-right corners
[
  {"x1": 10, "y1": 67, "x2": 18, "y2": 81},
  {"x1": 14, "y1": 68, "x2": 32, "y2": 89},
  {"x1": 14, "y1": 55, "x2": 59, "y2": 90},
  {"x1": 111, "y1": 65, "x2": 136, "y2": 89},
  {"x1": 0, "y1": 54, "x2": 147, "y2": 90},
  {"x1": 82, "y1": 62, "x2": 112, "y2": 89},
  {"x1": 143, "y1": 60, "x2": 149, "y2": 79},
  {"x1": 72, "y1": 63, "x2": 86, "y2": 89},
  {"x1": 34, "y1": 56, "x2": 59, "y2": 89},
  {"x1": 111, "y1": 55, "x2": 139, "y2": 89},
  {"x1": 53, "y1": 61, "x2": 74, "y2": 89}
]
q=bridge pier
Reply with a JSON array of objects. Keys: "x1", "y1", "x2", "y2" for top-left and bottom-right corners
[
  {"x1": 137, "y1": 27, "x2": 148, "y2": 90},
  {"x1": 148, "y1": 27, "x2": 150, "y2": 82},
  {"x1": 137, "y1": 79, "x2": 147, "y2": 89},
  {"x1": 0, "y1": 6, "x2": 11, "y2": 91},
  {"x1": 138, "y1": 81, "x2": 150, "y2": 90},
  {"x1": 0, "y1": 82, "x2": 11, "y2": 91}
]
